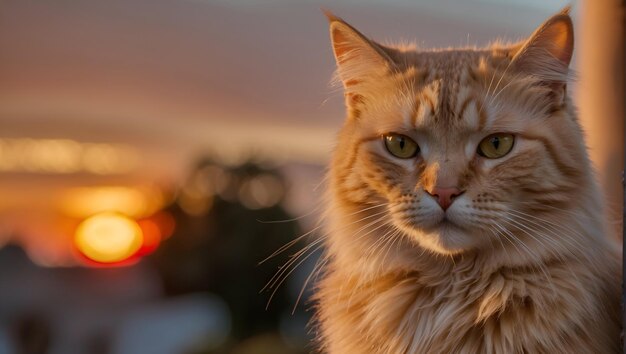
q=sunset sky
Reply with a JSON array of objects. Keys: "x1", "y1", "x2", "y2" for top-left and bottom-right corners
[{"x1": 3, "y1": 0, "x2": 607, "y2": 264}]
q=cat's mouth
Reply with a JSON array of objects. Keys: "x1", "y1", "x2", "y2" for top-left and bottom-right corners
[
  {"x1": 419, "y1": 211, "x2": 462, "y2": 230},
  {"x1": 429, "y1": 216, "x2": 463, "y2": 232},
  {"x1": 396, "y1": 213, "x2": 471, "y2": 255}
]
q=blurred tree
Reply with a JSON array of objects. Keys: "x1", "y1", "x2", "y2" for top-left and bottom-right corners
[{"x1": 150, "y1": 161, "x2": 309, "y2": 353}]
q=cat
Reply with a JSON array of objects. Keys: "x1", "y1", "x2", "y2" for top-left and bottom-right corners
[{"x1": 314, "y1": 7, "x2": 622, "y2": 353}]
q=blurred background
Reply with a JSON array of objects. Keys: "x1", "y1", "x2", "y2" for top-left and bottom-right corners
[{"x1": 0, "y1": 0, "x2": 622, "y2": 353}]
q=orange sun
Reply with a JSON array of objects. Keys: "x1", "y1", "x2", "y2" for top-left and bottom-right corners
[{"x1": 74, "y1": 212, "x2": 143, "y2": 263}]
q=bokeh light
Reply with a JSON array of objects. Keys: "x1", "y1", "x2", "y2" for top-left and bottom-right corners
[
  {"x1": 238, "y1": 174, "x2": 284, "y2": 210},
  {"x1": 74, "y1": 213, "x2": 143, "y2": 263},
  {"x1": 135, "y1": 218, "x2": 162, "y2": 257},
  {"x1": 151, "y1": 211, "x2": 176, "y2": 240},
  {"x1": 0, "y1": 138, "x2": 137, "y2": 174}
]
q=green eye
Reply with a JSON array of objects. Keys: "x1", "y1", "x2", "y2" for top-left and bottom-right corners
[
  {"x1": 384, "y1": 134, "x2": 419, "y2": 159},
  {"x1": 478, "y1": 133, "x2": 515, "y2": 159}
]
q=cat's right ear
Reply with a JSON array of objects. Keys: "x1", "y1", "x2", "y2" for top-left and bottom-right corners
[{"x1": 325, "y1": 11, "x2": 395, "y2": 91}]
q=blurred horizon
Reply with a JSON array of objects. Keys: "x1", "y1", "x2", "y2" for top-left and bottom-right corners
[{"x1": 0, "y1": 0, "x2": 571, "y2": 265}]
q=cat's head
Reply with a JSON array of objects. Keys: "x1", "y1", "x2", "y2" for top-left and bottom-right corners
[{"x1": 327, "y1": 8, "x2": 590, "y2": 256}]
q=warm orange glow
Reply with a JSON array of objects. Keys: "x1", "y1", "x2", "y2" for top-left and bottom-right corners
[
  {"x1": 60, "y1": 186, "x2": 164, "y2": 218},
  {"x1": 151, "y1": 211, "x2": 176, "y2": 240},
  {"x1": 74, "y1": 213, "x2": 143, "y2": 263},
  {"x1": 136, "y1": 219, "x2": 161, "y2": 256}
]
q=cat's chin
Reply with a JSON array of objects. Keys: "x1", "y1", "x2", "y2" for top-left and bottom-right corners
[{"x1": 401, "y1": 220, "x2": 475, "y2": 255}]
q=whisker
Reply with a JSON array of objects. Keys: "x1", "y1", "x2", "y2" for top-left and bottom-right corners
[
  {"x1": 261, "y1": 236, "x2": 326, "y2": 293},
  {"x1": 258, "y1": 223, "x2": 325, "y2": 265},
  {"x1": 263, "y1": 206, "x2": 390, "y2": 309},
  {"x1": 505, "y1": 212, "x2": 585, "y2": 283},
  {"x1": 256, "y1": 204, "x2": 323, "y2": 224},
  {"x1": 507, "y1": 209, "x2": 591, "y2": 261},
  {"x1": 506, "y1": 209, "x2": 599, "y2": 274},
  {"x1": 487, "y1": 56, "x2": 517, "y2": 107},
  {"x1": 487, "y1": 224, "x2": 510, "y2": 260},
  {"x1": 478, "y1": 64, "x2": 500, "y2": 115},
  {"x1": 266, "y1": 242, "x2": 325, "y2": 310},
  {"x1": 362, "y1": 225, "x2": 396, "y2": 259},
  {"x1": 380, "y1": 229, "x2": 403, "y2": 271},
  {"x1": 492, "y1": 222, "x2": 548, "y2": 285},
  {"x1": 496, "y1": 218, "x2": 558, "y2": 296},
  {"x1": 259, "y1": 203, "x2": 387, "y2": 265},
  {"x1": 292, "y1": 252, "x2": 329, "y2": 314},
  {"x1": 290, "y1": 212, "x2": 391, "y2": 311},
  {"x1": 489, "y1": 72, "x2": 522, "y2": 106}
]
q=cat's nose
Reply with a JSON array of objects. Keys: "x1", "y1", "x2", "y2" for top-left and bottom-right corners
[{"x1": 425, "y1": 187, "x2": 464, "y2": 211}]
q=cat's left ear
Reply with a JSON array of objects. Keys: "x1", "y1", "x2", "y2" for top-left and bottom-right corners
[{"x1": 510, "y1": 6, "x2": 573, "y2": 104}]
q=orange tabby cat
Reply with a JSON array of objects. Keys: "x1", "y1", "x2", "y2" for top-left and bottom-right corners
[{"x1": 315, "y1": 8, "x2": 621, "y2": 353}]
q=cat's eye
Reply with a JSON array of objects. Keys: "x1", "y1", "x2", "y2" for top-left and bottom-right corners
[
  {"x1": 383, "y1": 134, "x2": 419, "y2": 159},
  {"x1": 477, "y1": 133, "x2": 515, "y2": 159}
]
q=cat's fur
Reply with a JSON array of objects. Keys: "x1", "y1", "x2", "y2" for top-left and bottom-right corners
[{"x1": 315, "y1": 8, "x2": 621, "y2": 353}]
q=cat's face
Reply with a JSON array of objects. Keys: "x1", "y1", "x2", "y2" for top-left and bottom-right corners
[{"x1": 328, "y1": 11, "x2": 585, "y2": 255}]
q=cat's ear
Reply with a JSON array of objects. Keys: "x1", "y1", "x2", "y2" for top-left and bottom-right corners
[
  {"x1": 325, "y1": 11, "x2": 396, "y2": 90},
  {"x1": 510, "y1": 7, "x2": 573, "y2": 103}
]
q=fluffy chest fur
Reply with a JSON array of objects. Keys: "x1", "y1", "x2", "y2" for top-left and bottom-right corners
[{"x1": 316, "y1": 253, "x2": 620, "y2": 353}]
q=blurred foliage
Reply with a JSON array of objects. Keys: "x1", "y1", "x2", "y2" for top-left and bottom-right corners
[{"x1": 151, "y1": 161, "x2": 309, "y2": 353}]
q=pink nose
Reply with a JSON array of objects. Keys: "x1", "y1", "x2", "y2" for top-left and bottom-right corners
[{"x1": 425, "y1": 187, "x2": 464, "y2": 211}]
